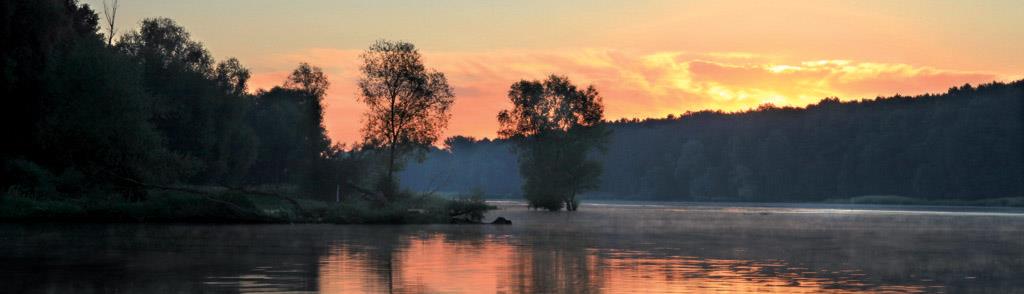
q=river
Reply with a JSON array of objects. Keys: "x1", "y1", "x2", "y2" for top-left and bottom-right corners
[{"x1": 2, "y1": 201, "x2": 1022, "y2": 293}]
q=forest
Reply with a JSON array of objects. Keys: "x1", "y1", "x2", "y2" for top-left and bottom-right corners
[
  {"x1": 0, "y1": 0, "x2": 489, "y2": 222},
  {"x1": 2, "y1": 1, "x2": 1022, "y2": 223},
  {"x1": 402, "y1": 80, "x2": 1023, "y2": 203}
]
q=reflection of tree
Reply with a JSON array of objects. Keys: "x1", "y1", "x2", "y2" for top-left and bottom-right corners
[
  {"x1": 507, "y1": 237, "x2": 604, "y2": 293},
  {"x1": 4, "y1": 219, "x2": 1020, "y2": 293},
  {"x1": 319, "y1": 227, "x2": 408, "y2": 293},
  {"x1": 322, "y1": 229, "x2": 602, "y2": 293},
  {"x1": 527, "y1": 248, "x2": 601, "y2": 293}
]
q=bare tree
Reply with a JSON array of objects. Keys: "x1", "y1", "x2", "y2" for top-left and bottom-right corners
[
  {"x1": 102, "y1": 0, "x2": 119, "y2": 46},
  {"x1": 358, "y1": 40, "x2": 454, "y2": 200}
]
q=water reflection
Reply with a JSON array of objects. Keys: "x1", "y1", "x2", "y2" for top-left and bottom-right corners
[
  {"x1": 2, "y1": 202, "x2": 1022, "y2": 293},
  {"x1": 312, "y1": 234, "x2": 936, "y2": 294}
]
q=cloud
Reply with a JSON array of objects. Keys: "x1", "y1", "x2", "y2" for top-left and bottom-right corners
[{"x1": 247, "y1": 48, "x2": 1010, "y2": 144}]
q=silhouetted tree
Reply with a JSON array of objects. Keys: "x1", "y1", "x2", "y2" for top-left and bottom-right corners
[
  {"x1": 248, "y1": 63, "x2": 331, "y2": 188},
  {"x1": 215, "y1": 57, "x2": 250, "y2": 97},
  {"x1": 39, "y1": 39, "x2": 178, "y2": 190},
  {"x1": 101, "y1": 0, "x2": 118, "y2": 45},
  {"x1": 284, "y1": 62, "x2": 329, "y2": 98},
  {"x1": 498, "y1": 75, "x2": 607, "y2": 211},
  {"x1": 117, "y1": 18, "x2": 213, "y2": 74},
  {"x1": 283, "y1": 63, "x2": 332, "y2": 161},
  {"x1": 115, "y1": 17, "x2": 267, "y2": 185},
  {"x1": 357, "y1": 40, "x2": 454, "y2": 200}
]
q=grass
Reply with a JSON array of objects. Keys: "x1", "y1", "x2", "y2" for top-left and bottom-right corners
[
  {"x1": 0, "y1": 191, "x2": 275, "y2": 223},
  {"x1": 0, "y1": 188, "x2": 495, "y2": 224},
  {"x1": 826, "y1": 195, "x2": 1024, "y2": 207},
  {"x1": 319, "y1": 195, "x2": 493, "y2": 224}
]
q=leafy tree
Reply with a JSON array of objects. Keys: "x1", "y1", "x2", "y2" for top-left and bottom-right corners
[
  {"x1": 497, "y1": 75, "x2": 607, "y2": 211},
  {"x1": 1, "y1": 0, "x2": 101, "y2": 178},
  {"x1": 38, "y1": 39, "x2": 179, "y2": 192},
  {"x1": 116, "y1": 18, "x2": 213, "y2": 75},
  {"x1": 245, "y1": 62, "x2": 336, "y2": 198},
  {"x1": 283, "y1": 63, "x2": 331, "y2": 157},
  {"x1": 284, "y1": 62, "x2": 329, "y2": 98},
  {"x1": 215, "y1": 57, "x2": 250, "y2": 97},
  {"x1": 115, "y1": 18, "x2": 217, "y2": 178},
  {"x1": 116, "y1": 17, "x2": 262, "y2": 185},
  {"x1": 357, "y1": 40, "x2": 454, "y2": 200},
  {"x1": 0, "y1": 0, "x2": 173, "y2": 196}
]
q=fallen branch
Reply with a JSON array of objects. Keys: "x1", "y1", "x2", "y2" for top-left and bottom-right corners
[
  {"x1": 102, "y1": 171, "x2": 300, "y2": 216},
  {"x1": 108, "y1": 175, "x2": 262, "y2": 218},
  {"x1": 343, "y1": 182, "x2": 388, "y2": 203}
]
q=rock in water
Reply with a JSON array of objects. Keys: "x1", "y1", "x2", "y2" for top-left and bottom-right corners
[{"x1": 491, "y1": 217, "x2": 512, "y2": 225}]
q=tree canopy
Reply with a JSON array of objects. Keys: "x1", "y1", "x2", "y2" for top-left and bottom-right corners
[
  {"x1": 0, "y1": 1, "x2": 350, "y2": 202},
  {"x1": 497, "y1": 75, "x2": 608, "y2": 211},
  {"x1": 357, "y1": 40, "x2": 454, "y2": 200}
]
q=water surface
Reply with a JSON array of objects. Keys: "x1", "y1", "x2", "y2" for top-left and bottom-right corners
[{"x1": 2, "y1": 202, "x2": 1022, "y2": 293}]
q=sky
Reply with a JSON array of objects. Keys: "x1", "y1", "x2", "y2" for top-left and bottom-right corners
[{"x1": 84, "y1": 0, "x2": 1023, "y2": 145}]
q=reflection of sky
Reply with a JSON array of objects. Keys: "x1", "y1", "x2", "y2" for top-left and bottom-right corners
[
  {"x1": 315, "y1": 234, "x2": 935, "y2": 293},
  {"x1": 82, "y1": 0, "x2": 1023, "y2": 144}
]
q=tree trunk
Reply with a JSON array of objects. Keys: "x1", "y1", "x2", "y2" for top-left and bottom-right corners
[
  {"x1": 385, "y1": 140, "x2": 397, "y2": 200},
  {"x1": 566, "y1": 193, "x2": 577, "y2": 211},
  {"x1": 384, "y1": 90, "x2": 398, "y2": 202}
]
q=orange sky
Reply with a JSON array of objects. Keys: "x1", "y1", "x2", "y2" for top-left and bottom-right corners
[{"x1": 85, "y1": 0, "x2": 1023, "y2": 145}]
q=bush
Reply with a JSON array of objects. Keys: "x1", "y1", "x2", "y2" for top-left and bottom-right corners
[
  {"x1": 322, "y1": 191, "x2": 495, "y2": 224},
  {"x1": 446, "y1": 189, "x2": 494, "y2": 222}
]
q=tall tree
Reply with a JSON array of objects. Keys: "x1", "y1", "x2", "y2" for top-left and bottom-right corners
[
  {"x1": 248, "y1": 63, "x2": 331, "y2": 185},
  {"x1": 283, "y1": 63, "x2": 331, "y2": 168},
  {"x1": 498, "y1": 75, "x2": 607, "y2": 211},
  {"x1": 117, "y1": 18, "x2": 262, "y2": 185},
  {"x1": 357, "y1": 40, "x2": 454, "y2": 199}
]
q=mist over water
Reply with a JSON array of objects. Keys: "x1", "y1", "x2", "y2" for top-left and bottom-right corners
[{"x1": 2, "y1": 202, "x2": 1022, "y2": 293}]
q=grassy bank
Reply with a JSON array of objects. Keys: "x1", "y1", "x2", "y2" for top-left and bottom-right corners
[
  {"x1": 825, "y1": 195, "x2": 1024, "y2": 207},
  {"x1": 0, "y1": 189, "x2": 495, "y2": 224}
]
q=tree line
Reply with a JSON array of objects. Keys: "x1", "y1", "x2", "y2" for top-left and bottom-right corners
[
  {"x1": 6, "y1": 0, "x2": 1017, "y2": 213},
  {"x1": 1, "y1": 0, "x2": 602, "y2": 212},
  {"x1": 402, "y1": 80, "x2": 1023, "y2": 202},
  {"x1": 2, "y1": 2, "x2": 317, "y2": 199},
  {"x1": 1, "y1": 0, "x2": 383, "y2": 204}
]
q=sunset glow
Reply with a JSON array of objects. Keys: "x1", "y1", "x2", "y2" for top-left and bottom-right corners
[
  {"x1": 83, "y1": 0, "x2": 1023, "y2": 144},
  {"x1": 315, "y1": 234, "x2": 938, "y2": 293}
]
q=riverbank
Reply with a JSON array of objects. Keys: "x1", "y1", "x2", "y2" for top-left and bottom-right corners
[
  {"x1": 824, "y1": 195, "x2": 1024, "y2": 207},
  {"x1": 0, "y1": 190, "x2": 494, "y2": 224}
]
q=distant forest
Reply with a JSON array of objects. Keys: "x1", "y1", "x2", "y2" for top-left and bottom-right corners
[{"x1": 402, "y1": 81, "x2": 1024, "y2": 202}]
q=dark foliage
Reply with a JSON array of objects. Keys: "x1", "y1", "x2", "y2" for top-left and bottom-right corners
[
  {"x1": 496, "y1": 75, "x2": 608, "y2": 211},
  {"x1": 404, "y1": 81, "x2": 1024, "y2": 202},
  {"x1": 0, "y1": 1, "x2": 353, "y2": 203}
]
